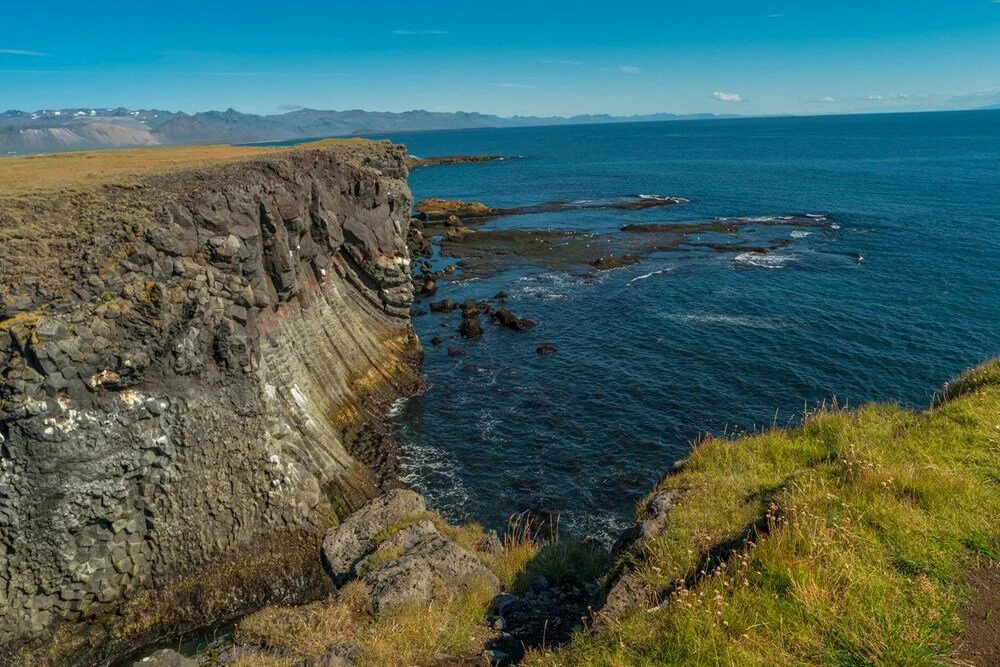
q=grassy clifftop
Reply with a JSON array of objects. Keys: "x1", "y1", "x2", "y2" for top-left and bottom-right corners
[
  {"x1": 529, "y1": 359, "x2": 1000, "y2": 666},
  {"x1": 0, "y1": 138, "x2": 374, "y2": 195}
]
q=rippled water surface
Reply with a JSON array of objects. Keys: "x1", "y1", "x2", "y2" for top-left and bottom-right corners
[{"x1": 375, "y1": 111, "x2": 1000, "y2": 541}]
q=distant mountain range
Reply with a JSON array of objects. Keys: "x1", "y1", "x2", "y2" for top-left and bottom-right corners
[{"x1": 0, "y1": 107, "x2": 740, "y2": 155}]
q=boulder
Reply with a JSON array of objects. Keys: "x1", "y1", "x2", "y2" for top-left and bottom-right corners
[
  {"x1": 429, "y1": 299, "x2": 459, "y2": 313},
  {"x1": 491, "y1": 308, "x2": 536, "y2": 332},
  {"x1": 133, "y1": 649, "x2": 198, "y2": 667},
  {"x1": 322, "y1": 494, "x2": 499, "y2": 614},
  {"x1": 460, "y1": 317, "x2": 484, "y2": 339},
  {"x1": 358, "y1": 521, "x2": 499, "y2": 613},
  {"x1": 321, "y1": 489, "x2": 426, "y2": 585}
]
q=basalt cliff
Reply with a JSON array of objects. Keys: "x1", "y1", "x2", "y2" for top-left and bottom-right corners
[{"x1": 0, "y1": 140, "x2": 420, "y2": 654}]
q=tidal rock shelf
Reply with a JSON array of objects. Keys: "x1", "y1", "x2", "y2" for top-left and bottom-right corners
[{"x1": 0, "y1": 140, "x2": 421, "y2": 654}]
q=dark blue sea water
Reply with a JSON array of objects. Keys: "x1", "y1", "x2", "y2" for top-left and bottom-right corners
[{"x1": 376, "y1": 110, "x2": 1000, "y2": 542}]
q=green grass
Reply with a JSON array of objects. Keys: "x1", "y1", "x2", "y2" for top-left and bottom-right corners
[{"x1": 527, "y1": 359, "x2": 1000, "y2": 666}]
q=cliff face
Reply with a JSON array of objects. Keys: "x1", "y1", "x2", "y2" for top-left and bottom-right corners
[{"x1": 0, "y1": 141, "x2": 419, "y2": 647}]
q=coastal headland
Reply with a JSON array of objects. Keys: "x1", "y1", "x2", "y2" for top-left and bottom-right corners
[{"x1": 0, "y1": 144, "x2": 997, "y2": 666}]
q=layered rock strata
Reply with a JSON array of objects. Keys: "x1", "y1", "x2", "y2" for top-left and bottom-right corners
[{"x1": 0, "y1": 140, "x2": 420, "y2": 647}]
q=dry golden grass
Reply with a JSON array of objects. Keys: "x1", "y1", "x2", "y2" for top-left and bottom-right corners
[
  {"x1": 355, "y1": 578, "x2": 497, "y2": 667},
  {"x1": 235, "y1": 599, "x2": 363, "y2": 658},
  {"x1": 0, "y1": 138, "x2": 364, "y2": 195}
]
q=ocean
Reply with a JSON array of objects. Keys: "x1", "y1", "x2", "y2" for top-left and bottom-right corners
[{"x1": 375, "y1": 110, "x2": 1000, "y2": 542}]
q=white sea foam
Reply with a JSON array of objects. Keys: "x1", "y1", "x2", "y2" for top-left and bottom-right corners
[
  {"x1": 628, "y1": 267, "x2": 676, "y2": 286},
  {"x1": 734, "y1": 252, "x2": 797, "y2": 269},
  {"x1": 830, "y1": 223, "x2": 842, "y2": 230},
  {"x1": 790, "y1": 230, "x2": 811, "y2": 239},
  {"x1": 399, "y1": 439, "x2": 473, "y2": 517},
  {"x1": 387, "y1": 397, "x2": 408, "y2": 418},
  {"x1": 514, "y1": 273, "x2": 575, "y2": 299}
]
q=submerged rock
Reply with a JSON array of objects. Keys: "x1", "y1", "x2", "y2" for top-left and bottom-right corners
[
  {"x1": 447, "y1": 347, "x2": 467, "y2": 357},
  {"x1": 536, "y1": 344, "x2": 557, "y2": 355},
  {"x1": 460, "y1": 317, "x2": 484, "y2": 339},
  {"x1": 414, "y1": 198, "x2": 494, "y2": 221},
  {"x1": 491, "y1": 308, "x2": 536, "y2": 332},
  {"x1": 588, "y1": 254, "x2": 642, "y2": 271},
  {"x1": 430, "y1": 299, "x2": 460, "y2": 313}
]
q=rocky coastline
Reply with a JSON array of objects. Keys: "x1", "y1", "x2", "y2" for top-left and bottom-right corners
[{"x1": 2, "y1": 147, "x2": 996, "y2": 667}]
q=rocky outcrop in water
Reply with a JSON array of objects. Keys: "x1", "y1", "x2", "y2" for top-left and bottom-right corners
[{"x1": 0, "y1": 141, "x2": 420, "y2": 650}]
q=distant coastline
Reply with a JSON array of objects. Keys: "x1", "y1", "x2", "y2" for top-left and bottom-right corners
[{"x1": 4, "y1": 105, "x2": 998, "y2": 157}]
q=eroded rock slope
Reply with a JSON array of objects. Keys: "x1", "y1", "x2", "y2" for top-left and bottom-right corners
[{"x1": 0, "y1": 140, "x2": 420, "y2": 646}]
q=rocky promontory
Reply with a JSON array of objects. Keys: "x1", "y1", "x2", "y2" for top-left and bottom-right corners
[{"x1": 0, "y1": 140, "x2": 420, "y2": 656}]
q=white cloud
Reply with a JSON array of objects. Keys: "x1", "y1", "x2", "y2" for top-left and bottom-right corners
[
  {"x1": 278, "y1": 103, "x2": 304, "y2": 111},
  {"x1": 392, "y1": 30, "x2": 449, "y2": 35},
  {"x1": 712, "y1": 91, "x2": 743, "y2": 103},
  {"x1": 599, "y1": 65, "x2": 641, "y2": 74},
  {"x1": 766, "y1": 13, "x2": 785, "y2": 18},
  {"x1": 806, "y1": 96, "x2": 836, "y2": 103},
  {"x1": 0, "y1": 48, "x2": 51, "y2": 57}
]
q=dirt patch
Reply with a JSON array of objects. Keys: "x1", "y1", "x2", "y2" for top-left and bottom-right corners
[{"x1": 955, "y1": 562, "x2": 1000, "y2": 666}]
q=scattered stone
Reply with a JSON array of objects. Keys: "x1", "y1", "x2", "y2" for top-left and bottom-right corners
[
  {"x1": 536, "y1": 344, "x2": 557, "y2": 355},
  {"x1": 491, "y1": 308, "x2": 535, "y2": 332},
  {"x1": 409, "y1": 308, "x2": 428, "y2": 317},
  {"x1": 430, "y1": 336, "x2": 444, "y2": 346},
  {"x1": 133, "y1": 649, "x2": 197, "y2": 667},
  {"x1": 460, "y1": 299, "x2": 486, "y2": 317},
  {"x1": 430, "y1": 299, "x2": 460, "y2": 313},
  {"x1": 447, "y1": 347, "x2": 467, "y2": 358},
  {"x1": 483, "y1": 648, "x2": 508, "y2": 665},
  {"x1": 460, "y1": 317, "x2": 484, "y2": 339},
  {"x1": 493, "y1": 291, "x2": 509, "y2": 302}
]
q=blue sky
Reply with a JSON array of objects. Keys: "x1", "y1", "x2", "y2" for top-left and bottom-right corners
[{"x1": 2, "y1": 0, "x2": 999, "y2": 117}]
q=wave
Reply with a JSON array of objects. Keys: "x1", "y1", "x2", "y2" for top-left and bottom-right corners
[
  {"x1": 513, "y1": 272, "x2": 576, "y2": 299},
  {"x1": 790, "y1": 230, "x2": 812, "y2": 239},
  {"x1": 628, "y1": 267, "x2": 676, "y2": 286},
  {"x1": 716, "y1": 213, "x2": 829, "y2": 224},
  {"x1": 734, "y1": 252, "x2": 797, "y2": 269},
  {"x1": 637, "y1": 193, "x2": 690, "y2": 203},
  {"x1": 387, "y1": 397, "x2": 409, "y2": 418},
  {"x1": 399, "y1": 438, "x2": 473, "y2": 520}
]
